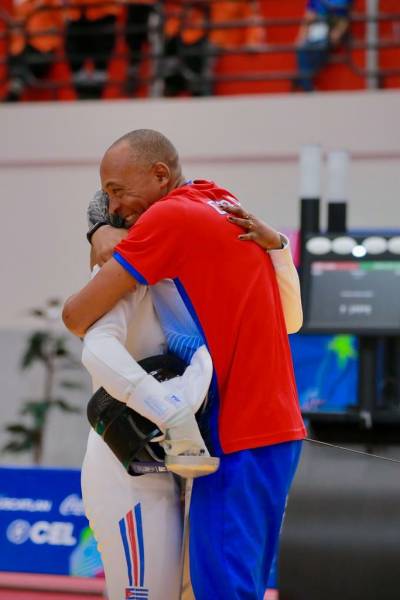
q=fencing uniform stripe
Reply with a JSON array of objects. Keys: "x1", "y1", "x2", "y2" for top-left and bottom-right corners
[
  {"x1": 119, "y1": 517, "x2": 133, "y2": 587},
  {"x1": 134, "y1": 503, "x2": 145, "y2": 587},
  {"x1": 127, "y1": 510, "x2": 139, "y2": 586}
]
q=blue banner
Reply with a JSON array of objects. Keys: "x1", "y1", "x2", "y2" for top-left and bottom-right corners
[{"x1": 0, "y1": 466, "x2": 103, "y2": 577}]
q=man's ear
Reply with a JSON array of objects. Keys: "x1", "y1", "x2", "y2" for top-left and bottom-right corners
[{"x1": 153, "y1": 162, "x2": 171, "y2": 188}]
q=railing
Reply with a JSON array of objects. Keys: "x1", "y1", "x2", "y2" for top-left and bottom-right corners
[{"x1": 0, "y1": 0, "x2": 399, "y2": 100}]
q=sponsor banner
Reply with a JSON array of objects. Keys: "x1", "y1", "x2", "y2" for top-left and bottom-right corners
[{"x1": 0, "y1": 466, "x2": 103, "y2": 577}]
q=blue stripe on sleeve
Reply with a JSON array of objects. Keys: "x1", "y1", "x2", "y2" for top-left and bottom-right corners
[{"x1": 113, "y1": 252, "x2": 148, "y2": 285}]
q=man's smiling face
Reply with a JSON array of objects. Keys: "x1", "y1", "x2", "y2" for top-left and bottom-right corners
[{"x1": 100, "y1": 141, "x2": 167, "y2": 227}]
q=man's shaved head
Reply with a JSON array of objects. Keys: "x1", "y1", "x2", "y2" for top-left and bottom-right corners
[
  {"x1": 100, "y1": 129, "x2": 185, "y2": 225},
  {"x1": 109, "y1": 129, "x2": 180, "y2": 172}
]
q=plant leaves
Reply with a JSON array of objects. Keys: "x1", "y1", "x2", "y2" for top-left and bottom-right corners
[
  {"x1": 52, "y1": 399, "x2": 81, "y2": 414},
  {"x1": 55, "y1": 337, "x2": 69, "y2": 357},
  {"x1": 20, "y1": 401, "x2": 50, "y2": 422},
  {"x1": 4, "y1": 424, "x2": 33, "y2": 435},
  {"x1": 20, "y1": 332, "x2": 50, "y2": 369},
  {"x1": 59, "y1": 380, "x2": 83, "y2": 390},
  {"x1": 7, "y1": 299, "x2": 85, "y2": 461},
  {"x1": 2, "y1": 439, "x2": 35, "y2": 453},
  {"x1": 3, "y1": 424, "x2": 41, "y2": 446}
]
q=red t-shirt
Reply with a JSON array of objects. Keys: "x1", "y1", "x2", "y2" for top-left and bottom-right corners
[{"x1": 114, "y1": 180, "x2": 306, "y2": 454}]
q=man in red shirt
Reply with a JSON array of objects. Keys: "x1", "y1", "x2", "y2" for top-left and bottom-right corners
[{"x1": 63, "y1": 128, "x2": 306, "y2": 599}]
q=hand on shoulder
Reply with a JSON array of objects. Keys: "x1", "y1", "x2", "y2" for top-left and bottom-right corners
[{"x1": 222, "y1": 203, "x2": 283, "y2": 251}]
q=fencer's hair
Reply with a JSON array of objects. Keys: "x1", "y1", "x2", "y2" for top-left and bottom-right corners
[{"x1": 109, "y1": 129, "x2": 180, "y2": 172}]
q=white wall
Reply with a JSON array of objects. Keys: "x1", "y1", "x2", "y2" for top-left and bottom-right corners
[
  {"x1": 1, "y1": 89, "x2": 399, "y2": 465},
  {"x1": 1, "y1": 89, "x2": 400, "y2": 330}
]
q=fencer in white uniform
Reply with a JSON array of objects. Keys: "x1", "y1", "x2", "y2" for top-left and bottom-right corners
[{"x1": 81, "y1": 238, "x2": 302, "y2": 600}]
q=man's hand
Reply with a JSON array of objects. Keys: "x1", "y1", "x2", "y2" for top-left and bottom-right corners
[
  {"x1": 223, "y1": 203, "x2": 282, "y2": 250},
  {"x1": 91, "y1": 225, "x2": 129, "y2": 267}
]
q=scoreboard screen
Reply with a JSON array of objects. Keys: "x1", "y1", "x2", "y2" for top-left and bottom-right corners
[{"x1": 305, "y1": 260, "x2": 400, "y2": 334}]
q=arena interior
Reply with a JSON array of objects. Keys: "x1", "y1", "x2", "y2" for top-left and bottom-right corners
[{"x1": 1, "y1": 0, "x2": 400, "y2": 599}]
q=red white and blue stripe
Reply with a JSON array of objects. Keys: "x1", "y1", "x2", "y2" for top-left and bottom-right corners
[{"x1": 119, "y1": 503, "x2": 148, "y2": 598}]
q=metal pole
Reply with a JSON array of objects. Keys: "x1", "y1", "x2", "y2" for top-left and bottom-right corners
[
  {"x1": 179, "y1": 477, "x2": 194, "y2": 597},
  {"x1": 148, "y1": 1, "x2": 164, "y2": 98},
  {"x1": 366, "y1": 0, "x2": 379, "y2": 89}
]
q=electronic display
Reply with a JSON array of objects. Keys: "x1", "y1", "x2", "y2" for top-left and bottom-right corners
[
  {"x1": 290, "y1": 334, "x2": 358, "y2": 415},
  {"x1": 304, "y1": 260, "x2": 400, "y2": 334}
]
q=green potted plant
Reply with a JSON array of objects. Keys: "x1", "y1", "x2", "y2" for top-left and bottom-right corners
[{"x1": 3, "y1": 299, "x2": 82, "y2": 465}]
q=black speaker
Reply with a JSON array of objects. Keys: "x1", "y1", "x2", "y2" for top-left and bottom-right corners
[
  {"x1": 327, "y1": 201, "x2": 347, "y2": 234},
  {"x1": 300, "y1": 198, "x2": 320, "y2": 236},
  {"x1": 300, "y1": 198, "x2": 320, "y2": 264}
]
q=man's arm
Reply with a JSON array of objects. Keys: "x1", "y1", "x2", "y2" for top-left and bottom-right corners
[
  {"x1": 90, "y1": 227, "x2": 128, "y2": 268},
  {"x1": 62, "y1": 258, "x2": 137, "y2": 337},
  {"x1": 70, "y1": 195, "x2": 187, "y2": 338},
  {"x1": 83, "y1": 199, "x2": 303, "y2": 335}
]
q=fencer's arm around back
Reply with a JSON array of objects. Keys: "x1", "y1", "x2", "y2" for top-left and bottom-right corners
[
  {"x1": 268, "y1": 238, "x2": 303, "y2": 334},
  {"x1": 81, "y1": 271, "x2": 149, "y2": 398},
  {"x1": 78, "y1": 275, "x2": 212, "y2": 431},
  {"x1": 222, "y1": 203, "x2": 302, "y2": 334},
  {"x1": 77, "y1": 261, "x2": 212, "y2": 432}
]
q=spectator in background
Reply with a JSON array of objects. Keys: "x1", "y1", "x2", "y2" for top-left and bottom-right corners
[
  {"x1": 161, "y1": 0, "x2": 264, "y2": 98},
  {"x1": 124, "y1": 1, "x2": 156, "y2": 95},
  {"x1": 64, "y1": 0, "x2": 121, "y2": 99},
  {"x1": 162, "y1": 1, "x2": 213, "y2": 97},
  {"x1": 5, "y1": 0, "x2": 63, "y2": 101},
  {"x1": 294, "y1": 0, "x2": 353, "y2": 92}
]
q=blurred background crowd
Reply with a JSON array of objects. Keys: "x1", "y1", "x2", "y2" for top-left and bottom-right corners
[{"x1": 0, "y1": 0, "x2": 399, "y2": 102}]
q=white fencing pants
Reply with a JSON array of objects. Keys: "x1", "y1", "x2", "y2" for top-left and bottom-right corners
[{"x1": 82, "y1": 429, "x2": 183, "y2": 600}]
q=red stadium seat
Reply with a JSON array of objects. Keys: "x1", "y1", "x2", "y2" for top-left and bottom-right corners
[
  {"x1": 0, "y1": 0, "x2": 12, "y2": 100},
  {"x1": 214, "y1": 0, "x2": 302, "y2": 96},
  {"x1": 215, "y1": 0, "x2": 368, "y2": 95}
]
